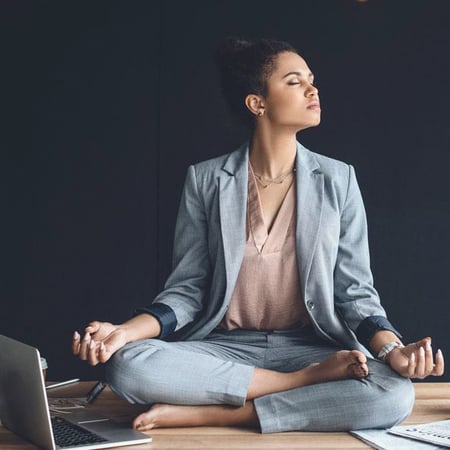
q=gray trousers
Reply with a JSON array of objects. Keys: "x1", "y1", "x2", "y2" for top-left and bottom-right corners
[{"x1": 105, "y1": 326, "x2": 414, "y2": 433}]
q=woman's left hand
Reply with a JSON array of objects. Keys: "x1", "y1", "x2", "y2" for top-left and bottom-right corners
[{"x1": 387, "y1": 337, "x2": 445, "y2": 379}]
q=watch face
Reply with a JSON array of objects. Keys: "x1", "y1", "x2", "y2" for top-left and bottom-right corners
[{"x1": 378, "y1": 342, "x2": 403, "y2": 361}]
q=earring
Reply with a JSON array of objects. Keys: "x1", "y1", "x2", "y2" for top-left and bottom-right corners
[{"x1": 257, "y1": 111, "x2": 264, "y2": 117}]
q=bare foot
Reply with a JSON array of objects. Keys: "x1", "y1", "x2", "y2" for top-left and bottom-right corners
[
  {"x1": 303, "y1": 350, "x2": 369, "y2": 385},
  {"x1": 133, "y1": 404, "x2": 205, "y2": 431},
  {"x1": 132, "y1": 401, "x2": 258, "y2": 431}
]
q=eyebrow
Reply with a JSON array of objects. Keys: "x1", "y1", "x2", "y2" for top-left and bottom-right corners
[{"x1": 282, "y1": 71, "x2": 314, "y2": 80}]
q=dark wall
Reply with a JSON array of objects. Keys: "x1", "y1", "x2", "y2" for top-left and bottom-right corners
[{"x1": 6, "y1": 0, "x2": 450, "y2": 380}]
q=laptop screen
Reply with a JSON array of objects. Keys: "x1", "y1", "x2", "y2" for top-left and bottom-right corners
[{"x1": 0, "y1": 334, "x2": 55, "y2": 449}]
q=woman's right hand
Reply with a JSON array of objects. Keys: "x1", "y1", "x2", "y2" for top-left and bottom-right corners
[{"x1": 72, "y1": 321, "x2": 128, "y2": 366}]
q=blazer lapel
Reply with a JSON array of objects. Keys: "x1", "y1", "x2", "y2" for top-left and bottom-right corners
[
  {"x1": 217, "y1": 140, "x2": 324, "y2": 305},
  {"x1": 295, "y1": 141, "x2": 324, "y2": 296},
  {"x1": 219, "y1": 141, "x2": 249, "y2": 302}
]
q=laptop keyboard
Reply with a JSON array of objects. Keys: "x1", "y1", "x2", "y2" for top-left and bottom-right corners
[{"x1": 51, "y1": 416, "x2": 108, "y2": 448}]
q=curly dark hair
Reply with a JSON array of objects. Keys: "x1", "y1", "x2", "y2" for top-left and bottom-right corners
[{"x1": 214, "y1": 36, "x2": 299, "y2": 130}]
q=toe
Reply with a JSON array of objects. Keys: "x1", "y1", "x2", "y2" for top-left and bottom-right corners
[
  {"x1": 132, "y1": 411, "x2": 154, "y2": 431},
  {"x1": 351, "y1": 350, "x2": 367, "y2": 365},
  {"x1": 360, "y1": 364, "x2": 369, "y2": 377},
  {"x1": 358, "y1": 364, "x2": 369, "y2": 378}
]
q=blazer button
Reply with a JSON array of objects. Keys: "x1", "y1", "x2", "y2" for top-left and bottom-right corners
[{"x1": 306, "y1": 300, "x2": 315, "y2": 310}]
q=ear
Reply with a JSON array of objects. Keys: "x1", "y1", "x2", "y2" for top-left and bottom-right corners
[{"x1": 244, "y1": 94, "x2": 265, "y2": 117}]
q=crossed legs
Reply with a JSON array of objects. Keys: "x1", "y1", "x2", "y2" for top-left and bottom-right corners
[
  {"x1": 131, "y1": 350, "x2": 368, "y2": 431},
  {"x1": 106, "y1": 330, "x2": 414, "y2": 433}
]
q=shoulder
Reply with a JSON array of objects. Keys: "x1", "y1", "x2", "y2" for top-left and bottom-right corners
[
  {"x1": 300, "y1": 142, "x2": 352, "y2": 179},
  {"x1": 179, "y1": 145, "x2": 245, "y2": 199},
  {"x1": 298, "y1": 143, "x2": 359, "y2": 206}
]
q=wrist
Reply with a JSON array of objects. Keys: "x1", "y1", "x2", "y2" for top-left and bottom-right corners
[
  {"x1": 121, "y1": 314, "x2": 161, "y2": 343},
  {"x1": 114, "y1": 324, "x2": 132, "y2": 344},
  {"x1": 370, "y1": 330, "x2": 402, "y2": 355},
  {"x1": 385, "y1": 346, "x2": 403, "y2": 365},
  {"x1": 378, "y1": 341, "x2": 404, "y2": 364}
]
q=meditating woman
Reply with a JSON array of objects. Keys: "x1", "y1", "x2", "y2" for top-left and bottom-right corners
[{"x1": 73, "y1": 37, "x2": 444, "y2": 433}]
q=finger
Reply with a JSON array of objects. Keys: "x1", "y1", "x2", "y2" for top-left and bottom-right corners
[
  {"x1": 408, "y1": 352, "x2": 416, "y2": 378},
  {"x1": 432, "y1": 349, "x2": 445, "y2": 376},
  {"x1": 98, "y1": 341, "x2": 110, "y2": 363},
  {"x1": 79, "y1": 332, "x2": 91, "y2": 361},
  {"x1": 85, "y1": 321, "x2": 101, "y2": 334},
  {"x1": 72, "y1": 331, "x2": 81, "y2": 355},
  {"x1": 424, "y1": 341, "x2": 434, "y2": 374},
  {"x1": 415, "y1": 337, "x2": 431, "y2": 349},
  {"x1": 87, "y1": 339, "x2": 99, "y2": 366},
  {"x1": 415, "y1": 346, "x2": 426, "y2": 378}
]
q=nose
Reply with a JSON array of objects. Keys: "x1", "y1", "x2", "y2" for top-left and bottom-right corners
[{"x1": 306, "y1": 83, "x2": 318, "y2": 97}]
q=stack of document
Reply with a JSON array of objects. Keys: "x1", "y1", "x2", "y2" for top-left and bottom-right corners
[{"x1": 351, "y1": 419, "x2": 450, "y2": 449}]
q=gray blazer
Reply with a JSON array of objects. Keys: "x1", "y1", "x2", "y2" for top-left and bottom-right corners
[{"x1": 146, "y1": 140, "x2": 393, "y2": 355}]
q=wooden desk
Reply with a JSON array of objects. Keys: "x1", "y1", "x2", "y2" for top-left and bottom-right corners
[{"x1": 1, "y1": 382, "x2": 449, "y2": 449}]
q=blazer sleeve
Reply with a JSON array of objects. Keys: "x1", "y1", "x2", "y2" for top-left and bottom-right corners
[
  {"x1": 333, "y1": 165, "x2": 401, "y2": 348},
  {"x1": 135, "y1": 165, "x2": 211, "y2": 336}
]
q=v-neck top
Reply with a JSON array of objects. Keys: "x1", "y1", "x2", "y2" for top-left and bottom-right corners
[{"x1": 219, "y1": 163, "x2": 310, "y2": 331}]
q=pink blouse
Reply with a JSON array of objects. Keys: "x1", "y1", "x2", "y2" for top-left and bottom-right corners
[{"x1": 219, "y1": 164, "x2": 310, "y2": 331}]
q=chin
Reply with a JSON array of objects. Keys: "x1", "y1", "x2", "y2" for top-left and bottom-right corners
[
  {"x1": 296, "y1": 120, "x2": 321, "y2": 133},
  {"x1": 310, "y1": 116, "x2": 321, "y2": 128}
]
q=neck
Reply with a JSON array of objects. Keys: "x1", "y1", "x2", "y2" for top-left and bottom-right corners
[{"x1": 249, "y1": 128, "x2": 297, "y2": 178}]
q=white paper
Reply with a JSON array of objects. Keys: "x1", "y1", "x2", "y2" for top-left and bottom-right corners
[
  {"x1": 390, "y1": 420, "x2": 450, "y2": 448},
  {"x1": 350, "y1": 428, "x2": 445, "y2": 450}
]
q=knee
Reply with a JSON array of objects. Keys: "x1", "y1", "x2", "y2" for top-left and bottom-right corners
[
  {"x1": 368, "y1": 374, "x2": 415, "y2": 429},
  {"x1": 105, "y1": 340, "x2": 164, "y2": 404},
  {"x1": 104, "y1": 344, "x2": 137, "y2": 403},
  {"x1": 385, "y1": 376, "x2": 415, "y2": 426}
]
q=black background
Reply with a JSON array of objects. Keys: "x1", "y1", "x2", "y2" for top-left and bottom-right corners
[{"x1": 4, "y1": 0, "x2": 449, "y2": 381}]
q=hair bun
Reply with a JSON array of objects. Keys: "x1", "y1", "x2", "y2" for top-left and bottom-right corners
[{"x1": 214, "y1": 36, "x2": 251, "y2": 71}]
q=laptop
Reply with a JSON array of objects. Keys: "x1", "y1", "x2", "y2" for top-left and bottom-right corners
[{"x1": 0, "y1": 335, "x2": 152, "y2": 449}]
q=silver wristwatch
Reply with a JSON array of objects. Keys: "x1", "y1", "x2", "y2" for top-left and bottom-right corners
[{"x1": 377, "y1": 341, "x2": 404, "y2": 362}]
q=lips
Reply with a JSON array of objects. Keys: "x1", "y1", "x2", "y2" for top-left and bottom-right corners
[{"x1": 307, "y1": 102, "x2": 321, "y2": 110}]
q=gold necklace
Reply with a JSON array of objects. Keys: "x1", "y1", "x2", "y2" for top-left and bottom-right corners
[{"x1": 252, "y1": 165, "x2": 296, "y2": 189}]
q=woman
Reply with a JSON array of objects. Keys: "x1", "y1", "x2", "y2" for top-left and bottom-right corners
[{"x1": 73, "y1": 37, "x2": 444, "y2": 433}]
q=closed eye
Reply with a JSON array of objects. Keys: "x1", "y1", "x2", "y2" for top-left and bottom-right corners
[{"x1": 288, "y1": 81, "x2": 316, "y2": 87}]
